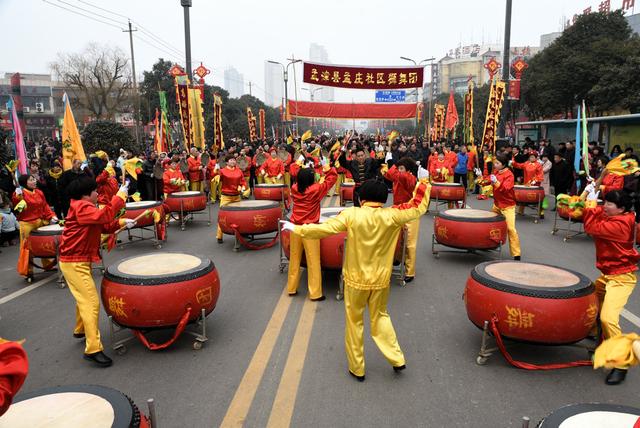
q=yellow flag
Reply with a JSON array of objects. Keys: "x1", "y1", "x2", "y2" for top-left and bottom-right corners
[
  {"x1": 301, "y1": 130, "x2": 313, "y2": 142},
  {"x1": 62, "y1": 94, "x2": 86, "y2": 171},
  {"x1": 188, "y1": 88, "x2": 205, "y2": 149},
  {"x1": 286, "y1": 135, "x2": 293, "y2": 145}
]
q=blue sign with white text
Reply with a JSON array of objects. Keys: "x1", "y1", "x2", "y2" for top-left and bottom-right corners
[{"x1": 375, "y1": 90, "x2": 406, "y2": 103}]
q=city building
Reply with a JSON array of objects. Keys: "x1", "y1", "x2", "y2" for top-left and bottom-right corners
[
  {"x1": 264, "y1": 61, "x2": 284, "y2": 107},
  {"x1": 309, "y1": 43, "x2": 334, "y2": 102},
  {"x1": 540, "y1": 31, "x2": 562, "y2": 49},
  {"x1": 223, "y1": 67, "x2": 244, "y2": 99}
]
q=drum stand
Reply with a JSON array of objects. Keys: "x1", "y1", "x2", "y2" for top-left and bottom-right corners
[
  {"x1": 515, "y1": 196, "x2": 543, "y2": 223},
  {"x1": 108, "y1": 308, "x2": 209, "y2": 354},
  {"x1": 29, "y1": 244, "x2": 66, "y2": 289},
  {"x1": 431, "y1": 235, "x2": 503, "y2": 260},
  {"x1": 551, "y1": 210, "x2": 585, "y2": 242},
  {"x1": 119, "y1": 223, "x2": 164, "y2": 250},
  {"x1": 171, "y1": 201, "x2": 212, "y2": 231},
  {"x1": 428, "y1": 195, "x2": 466, "y2": 214}
]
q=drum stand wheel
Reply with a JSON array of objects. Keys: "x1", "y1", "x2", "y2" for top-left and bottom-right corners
[{"x1": 551, "y1": 209, "x2": 585, "y2": 242}]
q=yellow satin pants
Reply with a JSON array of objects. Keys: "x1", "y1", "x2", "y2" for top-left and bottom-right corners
[
  {"x1": 264, "y1": 176, "x2": 284, "y2": 185},
  {"x1": 209, "y1": 176, "x2": 222, "y2": 202},
  {"x1": 344, "y1": 286, "x2": 405, "y2": 376},
  {"x1": 404, "y1": 219, "x2": 420, "y2": 278},
  {"x1": 59, "y1": 261, "x2": 103, "y2": 354},
  {"x1": 216, "y1": 194, "x2": 241, "y2": 239},
  {"x1": 286, "y1": 233, "x2": 322, "y2": 299},
  {"x1": 189, "y1": 180, "x2": 203, "y2": 192},
  {"x1": 492, "y1": 205, "x2": 521, "y2": 257},
  {"x1": 284, "y1": 172, "x2": 291, "y2": 187},
  {"x1": 257, "y1": 174, "x2": 265, "y2": 184},
  {"x1": 594, "y1": 272, "x2": 636, "y2": 342},
  {"x1": 19, "y1": 219, "x2": 53, "y2": 276}
]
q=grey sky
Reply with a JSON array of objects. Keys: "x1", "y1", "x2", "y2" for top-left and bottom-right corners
[{"x1": 1, "y1": 0, "x2": 634, "y2": 103}]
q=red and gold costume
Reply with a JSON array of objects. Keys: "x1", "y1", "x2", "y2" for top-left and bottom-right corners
[
  {"x1": 162, "y1": 167, "x2": 186, "y2": 196},
  {"x1": 187, "y1": 155, "x2": 203, "y2": 191},
  {"x1": 429, "y1": 159, "x2": 452, "y2": 183},
  {"x1": 444, "y1": 150, "x2": 458, "y2": 183},
  {"x1": 0, "y1": 341, "x2": 28, "y2": 416},
  {"x1": 59, "y1": 191, "x2": 126, "y2": 355},
  {"x1": 293, "y1": 182, "x2": 430, "y2": 377},
  {"x1": 287, "y1": 167, "x2": 338, "y2": 299},
  {"x1": 260, "y1": 156, "x2": 285, "y2": 184},
  {"x1": 512, "y1": 160, "x2": 543, "y2": 185},
  {"x1": 584, "y1": 200, "x2": 640, "y2": 368},
  {"x1": 600, "y1": 173, "x2": 624, "y2": 196},
  {"x1": 206, "y1": 158, "x2": 219, "y2": 202},
  {"x1": 95, "y1": 170, "x2": 119, "y2": 207},
  {"x1": 491, "y1": 167, "x2": 521, "y2": 257},
  {"x1": 211, "y1": 166, "x2": 247, "y2": 240}
]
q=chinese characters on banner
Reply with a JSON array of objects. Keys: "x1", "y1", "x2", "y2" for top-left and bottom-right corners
[
  {"x1": 246, "y1": 107, "x2": 257, "y2": 142},
  {"x1": 188, "y1": 87, "x2": 205, "y2": 149},
  {"x1": 464, "y1": 81, "x2": 474, "y2": 145},
  {"x1": 569, "y1": 0, "x2": 634, "y2": 26},
  {"x1": 303, "y1": 62, "x2": 424, "y2": 90},
  {"x1": 480, "y1": 80, "x2": 506, "y2": 154},
  {"x1": 176, "y1": 81, "x2": 192, "y2": 150},
  {"x1": 212, "y1": 93, "x2": 224, "y2": 153},
  {"x1": 432, "y1": 104, "x2": 446, "y2": 141},
  {"x1": 259, "y1": 109, "x2": 266, "y2": 140}
]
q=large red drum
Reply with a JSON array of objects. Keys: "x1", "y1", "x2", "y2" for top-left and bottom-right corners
[
  {"x1": 254, "y1": 183, "x2": 290, "y2": 202},
  {"x1": 27, "y1": 224, "x2": 63, "y2": 258},
  {"x1": 218, "y1": 200, "x2": 281, "y2": 236},
  {"x1": 165, "y1": 191, "x2": 207, "y2": 214},
  {"x1": 464, "y1": 261, "x2": 597, "y2": 344},
  {"x1": 0, "y1": 384, "x2": 151, "y2": 428},
  {"x1": 538, "y1": 403, "x2": 640, "y2": 428},
  {"x1": 430, "y1": 182, "x2": 465, "y2": 201},
  {"x1": 125, "y1": 200, "x2": 164, "y2": 227},
  {"x1": 514, "y1": 185, "x2": 544, "y2": 205},
  {"x1": 101, "y1": 253, "x2": 220, "y2": 329},
  {"x1": 434, "y1": 209, "x2": 506, "y2": 250},
  {"x1": 340, "y1": 182, "x2": 355, "y2": 206}
]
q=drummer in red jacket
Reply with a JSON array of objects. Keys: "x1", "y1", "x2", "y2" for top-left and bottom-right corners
[
  {"x1": 59, "y1": 176, "x2": 134, "y2": 367},
  {"x1": 187, "y1": 147, "x2": 204, "y2": 192},
  {"x1": 490, "y1": 154, "x2": 521, "y2": 260},
  {"x1": 211, "y1": 154, "x2": 248, "y2": 243},
  {"x1": 162, "y1": 156, "x2": 187, "y2": 198},
  {"x1": 512, "y1": 151, "x2": 545, "y2": 218},
  {"x1": 583, "y1": 187, "x2": 640, "y2": 385},
  {"x1": 599, "y1": 171, "x2": 625, "y2": 197},
  {"x1": 260, "y1": 148, "x2": 285, "y2": 184}
]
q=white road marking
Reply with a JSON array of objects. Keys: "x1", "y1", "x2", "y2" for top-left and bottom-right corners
[
  {"x1": 621, "y1": 309, "x2": 640, "y2": 329},
  {"x1": 0, "y1": 274, "x2": 58, "y2": 305}
]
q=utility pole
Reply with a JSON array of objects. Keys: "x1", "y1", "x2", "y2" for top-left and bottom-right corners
[
  {"x1": 287, "y1": 55, "x2": 300, "y2": 135},
  {"x1": 123, "y1": 20, "x2": 140, "y2": 145},
  {"x1": 499, "y1": 0, "x2": 512, "y2": 139},
  {"x1": 181, "y1": 0, "x2": 193, "y2": 78}
]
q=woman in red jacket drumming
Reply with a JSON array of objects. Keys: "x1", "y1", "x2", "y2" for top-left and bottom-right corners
[
  {"x1": 59, "y1": 176, "x2": 134, "y2": 367},
  {"x1": 13, "y1": 174, "x2": 58, "y2": 281},
  {"x1": 512, "y1": 151, "x2": 545, "y2": 217},
  {"x1": 211, "y1": 154, "x2": 248, "y2": 244},
  {"x1": 287, "y1": 163, "x2": 337, "y2": 300},
  {"x1": 583, "y1": 186, "x2": 640, "y2": 385},
  {"x1": 428, "y1": 151, "x2": 452, "y2": 183},
  {"x1": 490, "y1": 154, "x2": 521, "y2": 260},
  {"x1": 162, "y1": 155, "x2": 187, "y2": 198},
  {"x1": 260, "y1": 148, "x2": 285, "y2": 184},
  {"x1": 384, "y1": 158, "x2": 419, "y2": 282}
]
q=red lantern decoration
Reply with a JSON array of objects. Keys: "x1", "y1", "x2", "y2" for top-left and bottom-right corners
[
  {"x1": 483, "y1": 57, "x2": 502, "y2": 81},
  {"x1": 168, "y1": 64, "x2": 186, "y2": 77}
]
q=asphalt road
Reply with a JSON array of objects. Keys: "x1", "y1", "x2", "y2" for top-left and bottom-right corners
[{"x1": 0, "y1": 194, "x2": 638, "y2": 427}]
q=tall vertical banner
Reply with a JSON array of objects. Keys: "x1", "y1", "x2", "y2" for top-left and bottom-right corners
[
  {"x1": 432, "y1": 104, "x2": 445, "y2": 141},
  {"x1": 153, "y1": 108, "x2": 163, "y2": 154},
  {"x1": 176, "y1": 81, "x2": 192, "y2": 150},
  {"x1": 7, "y1": 97, "x2": 27, "y2": 175},
  {"x1": 444, "y1": 92, "x2": 459, "y2": 138},
  {"x1": 158, "y1": 91, "x2": 173, "y2": 151},
  {"x1": 247, "y1": 107, "x2": 257, "y2": 142},
  {"x1": 188, "y1": 88, "x2": 205, "y2": 149},
  {"x1": 10, "y1": 73, "x2": 26, "y2": 136},
  {"x1": 581, "y1": 100, "x2": 589, "y2": 175},
  {"x1": 212, "y1": 93, "x2": 224, "y2": 153},
  {"x1": 464, "y1": 81, "x2": 474, "y2": 145},
  {"x1": 480, "y1": 80, "x2": 506, "y2": 154},
  {"x1": 259, "y1": 109, "x2": 266, "y2": 141},
  {"x1": 61, "y1": 93, "x2": 86, "y2": 171}
]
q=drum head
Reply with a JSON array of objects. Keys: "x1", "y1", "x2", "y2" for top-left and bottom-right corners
[
  {"x1": 439, "y1": 209, "x2": 503, "y2": 222},
  {"x1": 320, "y1": 207, "x2": 346, "y2": 223},
  {"x1": 471, "y1": 261, "x2": 593, "y2": 299},
  {"x1": 256, "y1": 152, "x2": 267, "y2": 166},
  {"x1": 433, "y1": 182, "x2": 462, "y2": 187},
  {"x1": 33, "y1": 224, "x2": 64, "y2": 235},
  {"x1": 126, "y1": 201, "x2": 161, "y2": 209},
  {"x1": 257, "y1": 184, "x2": 285, "y2": 188},
  {"x1": 1, "y1": 384, "x2": 137, "y2": 428},
  {"x1": 222, "y1": 200, "x2": 280, "y2": 211},
  {"x1": 237, "y1": 156, "x2": 249, "y2": 171},
  {"x1": 539, "y1": 403, "x2": 640, "y2": 427},
  {"x1": 277, "y1": 148, "x2": 289, "y2": 162},
  {"x1": 104, "y1": 252, "x2": 214, "y2": 285},
  {"x1": 515, "y1": 185, "x2": 543, "y2": 190},
  {"x1": 170, "y1": 191, "x2": 203, "y2": 197},
  {"x1": 341, "y1": 182, "x2": 355, "y2": 187}
]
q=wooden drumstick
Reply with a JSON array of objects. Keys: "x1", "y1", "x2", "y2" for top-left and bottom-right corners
[{"x1": 113, "y1": 209, "x2": 151, "y2": 235}]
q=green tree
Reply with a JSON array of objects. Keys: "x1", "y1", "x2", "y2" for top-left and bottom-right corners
[
  {"x1": 82, "y1": 120, "x2": 139, "y2": 157},
  {"x1": 139, "y1": 59, "x2": 177, "y2": 123}
]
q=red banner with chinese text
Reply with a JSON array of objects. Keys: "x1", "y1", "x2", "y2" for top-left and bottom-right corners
[
  {"x1": 259, "y1": 109, "x2": 265, "y2": 140},
  {"x1": 480, "y1": 80, "x2": 506, "y2": 154},
  {"x1": 287, "y1": 100, "x2": 417, "y2": 119},
  {"x1": 176, "y1": 83, "x2": 192, "y2": 149},
  {"x1": 303, "y1": 62, "x2": 423, "y2": 90}
]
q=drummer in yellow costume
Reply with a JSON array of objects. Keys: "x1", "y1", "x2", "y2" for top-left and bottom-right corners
[{"x1": 283, "y1": 171, "x2": 430, "y2": 381}]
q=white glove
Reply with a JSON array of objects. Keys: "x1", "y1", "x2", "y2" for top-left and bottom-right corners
[
  {"x1": 261, "y1": 169, "x2": 266, "y2": 175},
  {"x1": 587, "y1": 189, "x2": 600, "y2": 201},
  {"x1": 320, "y1": 157, "x2": 328, "y2": 167},
  {"x1": 508, "y1": 160, "x2": 513, "y2": 167},
  {"x1": 297, "y1": 154, "x2": 305, "y2": 163},
  {"x1": 385, "y1": 152, "x2": 393, "y2": 162},
  {"x1": 118, "y1": 182, "x2": 129, "y2": 195},
  {"x1": 417, "y1": 167, "x2": 429, "y2": 180},
  {"x1": 50, "y1": 217, "x2": 59, "y2": 224},
  {"x1": 214, "y1": 163, "x2": 220, "y2": 171},
  {"x1": 584, "y1": 182, "x2": 596, "y2": 195},
  {"x1": 108, "y1": 160, "x2": 115, "y2": 167},
  {"x1": 14, "y1": 187, "x2": 22, "y2": 195},
  {"x1": 416, "y1": 161, "x2": 421, "y2": 167},
  {"x1": 80, "y1": 162, "x2": 88, "y2": 171},
  {"x1": 375, "y1": 145, "x2": 384, "y2": 152},
  {"x1": 276, "y1": 174, "x2": 282, "y2": 180},
  {"x1": 124, "y1": 218, "x2": 137, "y2": 229},
  {"x1": 474, "y1": 168, "x2": 482, "y2": 177},
  {"x1": 281, "y1": 221, "x2": 295, "y2": 232},
  {"x1": 341, "y1": 145, "x2": 347, "y2": 152},
  {"x1": 490, "y1": 174, "x2": 498, "y2": 184}
]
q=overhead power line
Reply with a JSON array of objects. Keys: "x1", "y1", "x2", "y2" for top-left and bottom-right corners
[
  {"x1": 41, "y1": 0, "x2": 125, "y2": 30},
  {"x1": 55, "y1": 0, "x2": 127, "y2": 26}
]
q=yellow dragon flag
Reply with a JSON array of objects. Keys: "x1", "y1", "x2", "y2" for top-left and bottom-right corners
[
  {"x1": 61, "y1": 93, "x2": 86, "y2": 171},
  {"x1": 301, "y1": 130, "x2": 313, "y2": 142}
]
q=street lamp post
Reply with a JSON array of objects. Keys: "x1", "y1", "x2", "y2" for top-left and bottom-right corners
[
  {"x1": 180, "y1": 0, "x2": 193, "y2": 78},
  {"x1": 268, "y1": 59, "x2": 301, "y2": 140},
  {"x1": 400, "y1": 56, "x2": 436, "y2": 138}
]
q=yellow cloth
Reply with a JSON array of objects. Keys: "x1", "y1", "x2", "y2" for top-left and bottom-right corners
[
  {"x1": 284, "y1": 172, "x2": 291, "y2": 187},
  {"x1": 264, "y1": 176, "x2": 284, "y2": 185},
  {"x1": 594, "y1": 333, "x2": 640, "y2": 370},
  {"x1": 404, "y1": 219, "x2": 420, "y2": 278},
  {"x1": 594, "y1": 272, "x2": 637, "y2": 347},
  {"x1": 19, "y1": 219, "x2": 51, "y2": 276},
  {"x1": 61, "y1": 96, "x2": 86, "y2": 171},
  {"x1": 105, "y1": 165, "x2": 116, "y2": 177},
  {"x1": 286, "y1": 234, "x2": 322, "y2": 299},
  {"x1": 60, "y1": 261, "x2": 103, "y2": 354},
  {"x1": 189, "y1": 181, "x2": 203, "y2": 192},
  {"x1": 14, "y1": 199, "x2": 27, "y2": 213},
  {"x1": 296, "y1": 183, "x2": 430, "y2": 290},
  {"x1": 216, "y1": 194, "x2": 241, "y2": 239},
  {"x1": 491, "y1": 205, "x2": 521, "y2": 257},
  {"x1": 124, "y1": 158, "x2": 142, "y2": 180},
  {"x1": 344, "y1": 286, "x2": 405, "y2": 376},
  {"x1": 209, "y1": 175, "x2": 221, "y2": 202}
]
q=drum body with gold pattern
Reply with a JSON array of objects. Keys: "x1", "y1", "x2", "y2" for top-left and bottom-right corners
[
  {"x1": 430, "y1": 182, "x2": 465, "y2": 202},
  {"x1": 101, "y1": 252, "x2": 220, "y2": 329},
  {"x1": 434, "y1": 209, "x2": 506, "y2": 250},
  {"x1": 124, "y1": 201, "x2": 164, "y2": 228},
  {"x1": 254, "y1": 183, "x2": 290, "y2": 202},
  {"x1": 27, "y1": 224, "x2": 63, "y2": 258},
  {"x1": 218, "y1": 200, "x2": 281, "y2": 236},
  {"x1": 165, "y1": 191, "x2": 207, "y2": 214},
  {"x1": 465, "y1": 261, "x2": 597, "y2": 344},
  {"x1": 514, "y1": 185, "x2": 544, "y2": 204},
  {"x1": 339, "y1": 182, "x2": 355, "y2": 206}
]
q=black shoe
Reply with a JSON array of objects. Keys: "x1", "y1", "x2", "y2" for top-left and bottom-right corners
[
  {"x1": 217, "y1": 238, "x2": 223, "y2": 244},
  {"x1": 606, "y1": 368, "x2": 627, "y2": 385},
  {"x1": 73, "y1": 332, "x2": 85, "y2": 339},
  {"x1": 288, "y1": 292, "x2": 298, "y2": 297},
  {"x1": 393, "y1": 364, "x2": 406, "y2": 372},
  {"x1": 310, "y1": 295, "x2": 326, "y2": 302},
  {"x1": 513, "y1": 256, "x2": 521, "y2": 261},
  {"x1": 404, "y1": 276, "x2": 414, "y2": 283},
  {"x1": 540, "y1": 214, "x2": 545, "y2": 220},
  {"x1": 83, "y1": 351, "x2": 113, "y2": 367},
  {"x1": 349, "y1": 370, "x2": 365, "y2": 382},
  {"x1": 393, "y1": 260, "x2": 400, "y2": 267}
]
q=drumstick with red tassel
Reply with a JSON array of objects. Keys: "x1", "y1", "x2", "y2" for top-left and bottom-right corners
[{"x1": 113, "y1": 209, "x2": 152, "y2": 235}]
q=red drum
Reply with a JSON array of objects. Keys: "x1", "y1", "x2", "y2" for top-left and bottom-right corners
[
  {"x1": 340, "y1": 182, "x2": 355, "y2": 206},
  {"x1": 434, "y1": 209, "x2": 506, "y2": 250},
  {"x1": 125, "y1": 200, "x2": 164, "y2": 227},
  {"x1": 465, "y1": 261, "x2": 597, "y2": 344},
  {"x1": 165, "y1": 191, "x2": 207, "y2": 214},
  {"x1": 254, "y1": 183, "x2": 290, "y2": 202},
  {"x1": 430, "y1": 182, "x2": 465, "y2": 201},
  {"x1": 538, "y1": 403, "x2": 640, "y2": 427},
  {"x1": 27, "y1": 224, "x2": 63, "y2": 258},
  {"x1": 218, "y1": 200, "x2": 281, "y2": 236},
  {"x1": 557, "y1": 204, "x2": 584, "y2": 222},
  {"x1": 101, "y1": 253, "x2": 220, "y2": 329},
  {"x1": 514, "y1": 185, "x2": 544, "y2": 204},
  {"x1": 1, "y1": 384, "x2": 151, "y2": 428}
]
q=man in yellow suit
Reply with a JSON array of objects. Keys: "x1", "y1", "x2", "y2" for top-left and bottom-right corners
[{"x1": 283, "y1": 172, "x2": 430, "y2": 381}]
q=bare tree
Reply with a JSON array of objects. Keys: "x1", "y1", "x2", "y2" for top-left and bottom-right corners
[{"x1": 51, "y1": 43, "x2": 132, "y2": 119}]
